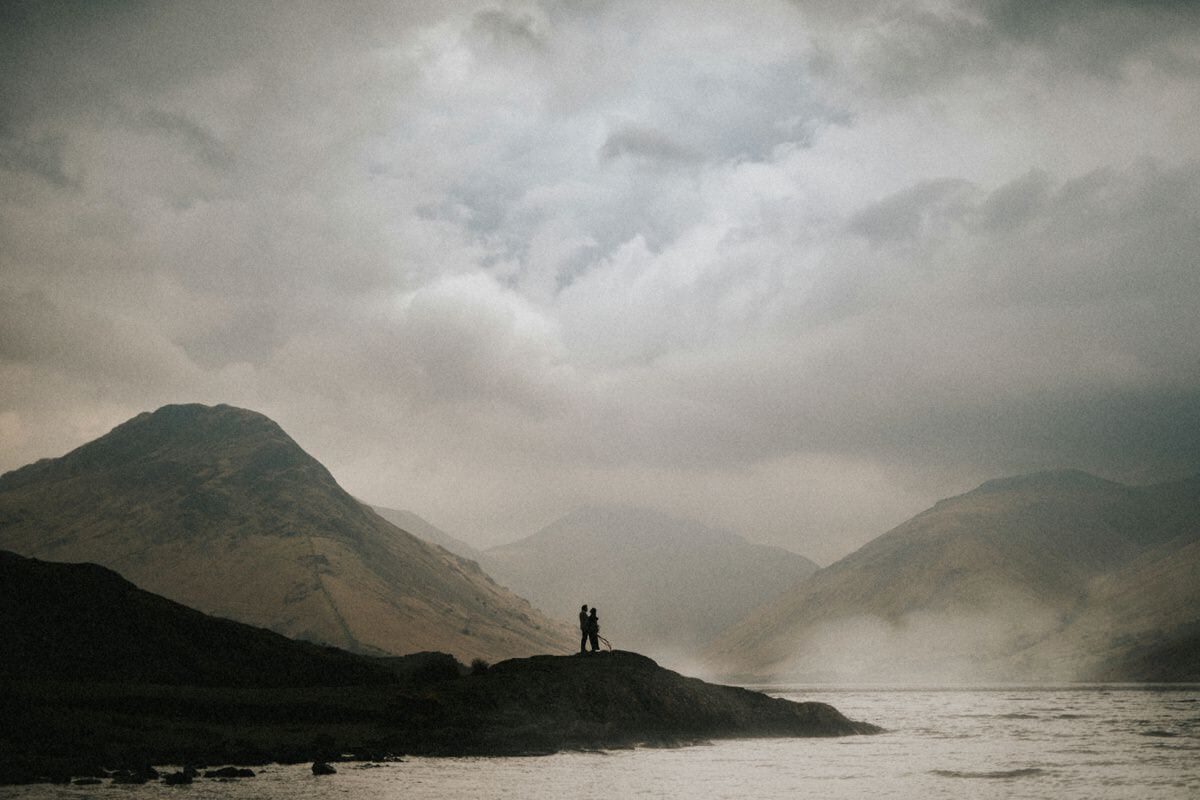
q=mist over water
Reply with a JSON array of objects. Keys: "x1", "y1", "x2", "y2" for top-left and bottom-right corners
[
  {"x1": 770, "y1": 602, "x2": 1086, "y2": 684},
  {"x1": 8, "y1": 685, "x2": 1196, "y2": 799}
]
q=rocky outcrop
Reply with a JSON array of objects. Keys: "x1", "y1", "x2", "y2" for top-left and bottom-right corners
[
  {"x1": 386, "y1": 650, "x2": 880, "y2": 755},
  {"x1": 0, "y1": 650, "x2": 878, "y2": 783},
  {"x1": 203, "y1": 767, "x2": 255, "y2": 778}
]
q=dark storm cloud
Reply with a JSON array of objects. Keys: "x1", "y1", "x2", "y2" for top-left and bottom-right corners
[
  {"x1": 977, "y1": 169, "x2": 1052, "y2": 231},
  {"x1": 470, "y1": 7, "x2": 547, "y2": 52},
  {"x1": 559, "y1": 158, "x2": 1200, "y2": 485},
  {"x1": 0, "y1": 126, "x2": 78, "y2": 188},
  {"x1": 847, "y1": 179, "x2": 976, "y2": 244},
  {"x1": 1, "y1": 0, "x2": 1198, "y2": 556},
  {"x1": 796, "y1": 0, "x2": 1200, "y2": 97},
  {"x1": 136, "y1": 109, "x2": 235, "y2": 170},
  {"x1": 599, "y1": 127, "x2": 702, "y2": 164},
  {"x1": 979, "y1": 0, "x2": 1200, "y2": 76}
]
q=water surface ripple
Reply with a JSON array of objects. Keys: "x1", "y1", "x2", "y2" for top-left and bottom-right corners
[{"x1": 4, "y1": 685, "x2": 1198, "y2": 799}]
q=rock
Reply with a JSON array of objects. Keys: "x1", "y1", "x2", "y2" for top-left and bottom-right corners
[
  {"x1": 382, "y1": 650, "x2": 882, "y2": 755},
  {"x1": 312, "y1": 762, "x2": 337, "y2": 775},
  {"x1": 73, "y1": 778, "x2": 102, "y2": 785},
  {"x1": 0, "y1": 650, "x2": 880, "y2": 779},
  {"x1": 203, "y1": 766, "x2": 255, "y2": 778},
  {"x1": 163, "y1": 771, "x2": 193, "y2": 785},
  {"x1": 110, "y1": 770, "x2": 149, "y2": 784}
]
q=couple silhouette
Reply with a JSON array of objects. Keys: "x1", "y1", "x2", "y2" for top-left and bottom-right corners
[{"x1": 578, "y1": 604, "x2": 603, "y2": 653}]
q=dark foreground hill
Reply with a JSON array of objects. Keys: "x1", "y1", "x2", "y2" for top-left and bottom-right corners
[
  {"x1": 0, "y1": 403, "x2": 568, "y2": 661},
  {"x1": 0, "y1": 552, "x2": 878, "y2": 784},
  {"x1": 0, "y1": 551, "x2": 394, "y2": 686}
]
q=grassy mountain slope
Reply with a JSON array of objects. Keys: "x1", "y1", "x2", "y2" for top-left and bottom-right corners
[{"x1": 705, "y1": 470, "x2": 1199, "y2": 681}]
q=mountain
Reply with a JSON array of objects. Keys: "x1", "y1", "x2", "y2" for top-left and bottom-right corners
[
  {"x1": 0, "y1": 403, "x2": 569, "y2": 662},
  {"x1": 705, "y1": 470, "x2": 1200, "y2": 681},
  {"x1": 372, "y1": 506, "x2": 487, "y2": 564},
  {"x1": 483, "y1": 506, "x2": 819, "y2": 665},
  {"x1": 1055, "y1": 477, "x2": 1200, "y2": 680}
]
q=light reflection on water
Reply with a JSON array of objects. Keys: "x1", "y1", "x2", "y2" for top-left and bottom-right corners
[{"x1": 4, "y1": 686, "x2": 1198, "y2": 800}]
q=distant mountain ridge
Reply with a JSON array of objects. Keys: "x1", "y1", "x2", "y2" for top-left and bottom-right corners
[
  {"x1": 705, "y1": 469, "x2": 1200, "y2": 681},
  {"x1": 484, "y1": 505, "x2": 819, "y2": 666},
  {"x1": 0, "y1": 403, "x2": 570, "y2": 662},
  {"x1": 371, "y1": 506, "x2": 487, "y2": 564},
  {"x1": 966, "y1": 468, "x2": 1123, "y2": 495}
]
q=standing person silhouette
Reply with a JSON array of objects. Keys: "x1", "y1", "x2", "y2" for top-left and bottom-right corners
[
  {"x1": 587, "y1": 607, "x2": 600, "y2": 653},
  {"x1": 579, "y1": 604, "x2": 589, "y2": 654}
]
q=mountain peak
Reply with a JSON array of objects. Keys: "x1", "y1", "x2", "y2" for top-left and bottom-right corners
[
  {"x1": 551, "y1": 504, "x2": 732, "y2": 543},
  {"x1": 107, "y1": 402, "x2": 289, "y2": 452},
  {"x1": 0, "y1": 402, "x2": 331, "y2": 497},
  {"x1": 967, "y1": 469, "x2": 1121, "y2": 496}
]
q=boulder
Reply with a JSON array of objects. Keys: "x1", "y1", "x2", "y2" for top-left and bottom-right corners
[
  {"x1": 110, "y1": 770, "x2": 150, "y2": 784},
  {"x1": 203, "y1": 766, "x2": 255, "y2": 778},
  {"x1": 312, "y1": 762, "x2": 337, "y2": 775}
]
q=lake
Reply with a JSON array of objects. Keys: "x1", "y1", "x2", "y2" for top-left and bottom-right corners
[{"x1": 4, "y1": 685, "x2": 1197, "y2": 799}]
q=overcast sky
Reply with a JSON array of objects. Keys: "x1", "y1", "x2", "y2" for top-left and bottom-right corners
[{"x1": 2, "y1": 0, "x2": 1199, "y2": 562}]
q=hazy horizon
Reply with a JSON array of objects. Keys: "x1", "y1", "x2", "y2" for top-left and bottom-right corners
[{"x1": 3, "y1": 1, "x2": 1199, "y2": 564}]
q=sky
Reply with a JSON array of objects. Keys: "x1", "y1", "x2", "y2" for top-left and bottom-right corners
[{"x1": 2, "y1": 0, "x2": 1199, "y2": 563}]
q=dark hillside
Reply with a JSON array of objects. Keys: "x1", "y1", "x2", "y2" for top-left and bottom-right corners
[{"x1": 0, "y1": 551, "x2": 392, "y2": 686}]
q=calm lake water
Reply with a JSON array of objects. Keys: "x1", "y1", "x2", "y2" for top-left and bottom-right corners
[{"x1": 5, "y1": 685, "x2": 1198, "y2": 800}]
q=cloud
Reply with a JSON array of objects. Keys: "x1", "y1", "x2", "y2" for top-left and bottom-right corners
[
  {"x1": 136, "y1": 109, "x2": 235, "y2": 170},
  {"x1": 599, "y1": 127, "x2": 702, "y2": 164},
  {"x1": 469, "y1": 7, "x2": 547, "y2": 53},
  {"x1": 847, "y1": 179, "x2": 977, "y2": 244},
  {"x1": 798, "y1": 0, "x2": 1200, "y2": 98},
  {"x1": 387, "y1": 272, "x2": 576, "y2": 415},
  {"x1": 0, "y1": 126, "x2": 78, "y2": 188},
  {"x1": 1, "y1": 1, "x2": 1199, "y2": 559}
]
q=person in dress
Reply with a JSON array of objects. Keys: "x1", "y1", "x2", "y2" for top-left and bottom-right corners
[{"x1": 587, "y1": 607, "x2": 600, "y2": 653}]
